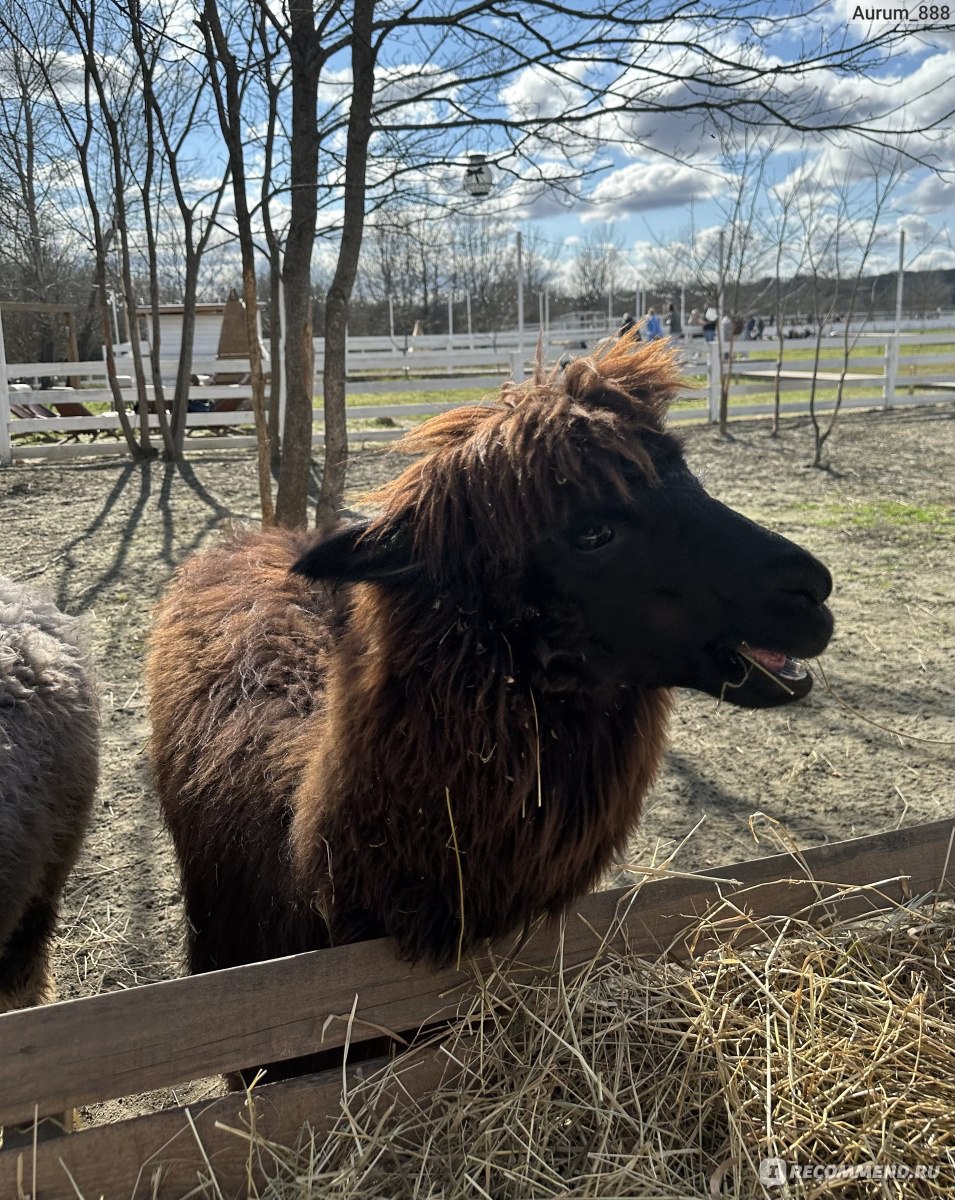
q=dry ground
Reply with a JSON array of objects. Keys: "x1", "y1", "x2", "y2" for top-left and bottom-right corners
[{"x1": 1, "y1": 403, "x2": 952, "y2": 1122}]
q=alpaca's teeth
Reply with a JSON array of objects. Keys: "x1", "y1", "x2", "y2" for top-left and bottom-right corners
[{"x1": 737, "y1": 644, "x2": 809, "y2": 682}]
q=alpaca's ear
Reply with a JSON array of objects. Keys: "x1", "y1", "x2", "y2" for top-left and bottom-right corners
[{"x1": 291, "y1": 520, "x2": 421, "y2": 586}]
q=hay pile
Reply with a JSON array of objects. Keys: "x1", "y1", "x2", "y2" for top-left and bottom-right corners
[{"x1": 222, "y1": 898, "x2": 955, "y2": 1200}]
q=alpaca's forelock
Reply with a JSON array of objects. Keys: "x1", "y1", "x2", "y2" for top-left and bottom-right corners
[{"x1": 360, "y1": 334, "x2": 685, "y2": 592}]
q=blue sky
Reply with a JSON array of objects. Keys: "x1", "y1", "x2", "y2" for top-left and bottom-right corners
[
  {"x1": 18, "y1": 0, "x2": 951, "y2": 292},
  {"x1": 423, "y1": 2, "x2": 955, "y2": 278}
]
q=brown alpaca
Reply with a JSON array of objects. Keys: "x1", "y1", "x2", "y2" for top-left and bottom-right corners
[{"x1": 147, "y1": 337, "x2": 833, "y2": 991}]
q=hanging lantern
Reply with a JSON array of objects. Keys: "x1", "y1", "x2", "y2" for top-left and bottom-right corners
[{"x1": 463, "y1": 153, "x2": 493, "y2": 198}]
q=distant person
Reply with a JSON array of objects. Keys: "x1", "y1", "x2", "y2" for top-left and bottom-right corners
[
  {"x1": 702, "y1": 307, "x2": 718, "y2": 342},
  {"x1": 644, "y1": 308, "x2": 664, "y2": 340},
  {"x1": 665, "y1": 303, "x2": 682, "y2": 339},
  {"x1": 720, "y1": 312, "x2": 733, "y2": 345},
  {"x1": 617, "y1": 312, "x2": 636, "y2": 336}
]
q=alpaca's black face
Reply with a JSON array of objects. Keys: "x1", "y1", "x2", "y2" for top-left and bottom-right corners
[
  {"x1": 529, "y1": 457, "x2": 833, "y2": 708},
  {"x1": 292, "y1": 447, "x2": 833, "y2": 709}
]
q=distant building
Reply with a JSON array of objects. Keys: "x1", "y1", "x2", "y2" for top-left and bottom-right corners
[{"x1": 117, "y1": 291, "x2": 268, "y2": 373}]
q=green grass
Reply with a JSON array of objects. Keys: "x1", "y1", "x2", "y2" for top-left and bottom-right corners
[
  {"x1": 336, "y1": 379, "x2": 943, "y2": 422},
  {"x1": 789, "y1": 499, "x2": 954, "y2": 532},
  {"x1": 671, "y1": 385, "x2": 890, "y2": 411},
  {"x1": 342, "y1": 387, "x2": 491, "y2": 408}
]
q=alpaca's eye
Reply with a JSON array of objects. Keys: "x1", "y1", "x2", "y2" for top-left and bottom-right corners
[{"x1": 566, "y1": 523, "x2": 615, "y2": 551}]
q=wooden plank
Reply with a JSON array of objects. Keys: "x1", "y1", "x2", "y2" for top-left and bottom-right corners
[
  {"x1": 11, "y1": 391, "x2": 953, "y2": 463},
  {"x1": 0, "y1": 302, "x2": 75, "y2": 314},
  {"x1": 0, "y1": 1047, "x2": 455, "y2": 1200},
  {"x1": 1, "y1": 819, "x2": 951, "y2": 1128},
  {"x1": 4, "y1": 361, "x2": 110, "y2": 377},
  {"x1": 337, "y1": 373, "x2": 504, "y2": 395},
  {"x1": 731, "y1": 369, "x2": 883, "y2": 382}
]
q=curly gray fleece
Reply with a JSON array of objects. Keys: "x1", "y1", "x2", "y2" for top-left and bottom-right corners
[{"x1": 0, "y1": 576, "x2": 98, "y2": 1011}]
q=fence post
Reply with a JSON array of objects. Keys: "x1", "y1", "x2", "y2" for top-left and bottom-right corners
[
  {"x1": 510, "y1": 348, "x2": 524, "y2": 382},
  {"x1": 707, "y1": 339, "x2": 721, "y2": 424},
  {"x1": 883, "y1": 335, "x2": 897, "y2": 410},
  {"x1": 0, "y1": 306, "x2": 12, "y2": 466}
]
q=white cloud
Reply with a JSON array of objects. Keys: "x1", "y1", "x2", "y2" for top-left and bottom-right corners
[
  {"x1": 903, "y1": 172, "x2": 955, "y2": 213},
  {"x1": 499, "y1": 60, "x2": 590, "y2": 122},
  {"x1": 580, "y1": 160, "x2": 725, "y2": 222}
]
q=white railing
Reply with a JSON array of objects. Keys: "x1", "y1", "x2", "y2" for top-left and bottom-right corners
[{"x1": 1, "y1": 331, "x2": 953, "y2": 465}]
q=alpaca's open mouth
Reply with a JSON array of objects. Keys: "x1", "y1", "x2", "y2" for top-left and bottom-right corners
[
  {"x1": 695, "y1": 640, "x2": 816, "y2": 708},
  {"x1": 735, "y1": 642, "x2": 809, "y2": 684},
  {"x1": 690, "y1": 639, "x2": 818, "y2": 708}
]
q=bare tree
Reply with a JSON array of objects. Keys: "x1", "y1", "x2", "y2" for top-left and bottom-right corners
[
  {"x1": 15, "y1": 0, "x2": 950, "y2": 504},
  {"x1": 705, "y1": 127, "x2": 778, "y2": 437},
  {"x1": 199, "y1": 0, "x2": 275, "y2": 523},
  {"x1": 126, "y1": 0, "x2": 232, "y2": 459},
  {"x1": 761, "y1": 162, "x2": 813, "y2": 437},
  {"x1": 3, "y1": 0, "x2": 147, "y2": 457},
  {"x1": 802, "y1": 147, "x2": 906, "y2": 468},
  {"x1": 315, "y1": 0, "x2": 377, "y2": 527},
  {"x1": 253, "y1": 8, "x2": 289, "y2": 465},
  {"x1": 58, "y1": 0, "x2": 160, "y2": 455},
  {"x1": 0, "y1": 29, "x2": 70, "y2": 346},
  {"x1": 570, "y1": 225, "x2": 626, "y2": 314}
]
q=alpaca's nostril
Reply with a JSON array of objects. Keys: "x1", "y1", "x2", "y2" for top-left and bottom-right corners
[
  {"x1": 769, "y1": 556, "x2": 832, "y2": 607},
  {"x1": 786, "y1": 587, "x2": 824, "y2": 608}
]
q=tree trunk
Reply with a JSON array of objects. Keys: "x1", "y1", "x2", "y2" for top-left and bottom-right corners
[
  {"x1": 316, "y1": 0, "x2": 376, "y2": 530},
  {"x1": 256, "y1": 7, "x2": 284, "y2": 472},
  {"x1": 275, "y1": 0, "x2": 322, "y2": 528},
  {"x1": 171, "y1": 247, "x2": 200, "y2": 454},
  {"x1": 96, "y1": 72, "x2": 153, "y2": 456},
  {"x1": 138, "y1": 127, "x2": 174, "y2": 458},
  {"x1": 95, "y1": 260, "x2": 143, "y2": 458},
  {"x1": 718, "y1": 326, "x2": 734, "y2": 439},
  {"x1": 267, "y1": 254, "x2": 283, "y2": 468},
  {"x1": 200, "y1": 0, "x2": 274, "y2": 524},
  {"x1": 808, "y1": 321, "x2": 827, "y2": 468}
]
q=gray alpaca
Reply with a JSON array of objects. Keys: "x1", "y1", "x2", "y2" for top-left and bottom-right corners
[{"x1": 0, "y1": 577, "x2": 98, "y2": 1012}]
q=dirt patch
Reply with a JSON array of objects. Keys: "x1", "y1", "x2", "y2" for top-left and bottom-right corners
[{"x1": 2, "y1": 404, "x2": 952, "y2": 1119}]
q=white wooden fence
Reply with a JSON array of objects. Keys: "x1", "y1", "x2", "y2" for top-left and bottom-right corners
[{"x1": 2, "y1": 329, "x2": 953, "y2": 466}]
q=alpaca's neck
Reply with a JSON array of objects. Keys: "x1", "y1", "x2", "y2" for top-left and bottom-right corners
[{"x1": 290, "y1": 589, "x2": 673, "y2": 963}]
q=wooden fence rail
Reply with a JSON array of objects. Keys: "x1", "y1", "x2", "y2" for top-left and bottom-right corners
[
  {"x1": 0, "y1": 818, "x2": 952, "y2": 1198},
  {"x1": 2, "y1": 332, "x2": 955, "y2": 465}
]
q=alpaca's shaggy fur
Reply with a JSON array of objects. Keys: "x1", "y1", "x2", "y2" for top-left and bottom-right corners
[
  {"x1": 147, "y1": 337, "x2": 832, "y2": 993},
  {"x1": 0, "y1": 578, "x2": 98, "y2": 1012}
]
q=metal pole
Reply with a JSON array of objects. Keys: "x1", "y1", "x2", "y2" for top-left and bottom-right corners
[
  {"x1": 278, "y1": 269, "x2": 287, "y2": 445},
  {"x1": 109, "y1": 293, "x2": 120, "y2": 346},
  {"x1": 388, "y1": 295, "x2": 395, "y2": 342},
  {"x1": 516, "y1": 231, "x2": 524, "y2": 373},
  {"x1": 466, "y1": 292, "x2": 473, "y2": 349},
  {"x1": 0, "y1": 304, "x2": 12, "y2": 465},
  {"x1": 717, "y1": 230, "x2": 725, "y2": 319},
  {"x1": 447, "y1": 292, "x2": 454, "y2": 351},
  {"x1": 887, "y1": 229, "x2": 905, "y2": 410}
]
